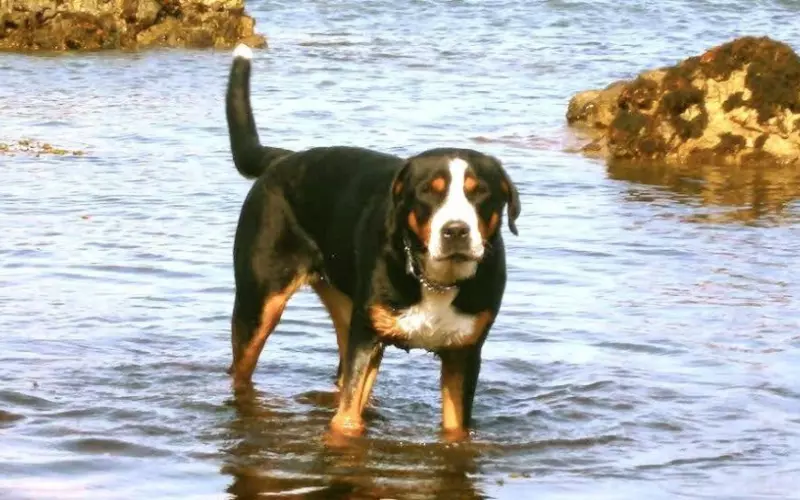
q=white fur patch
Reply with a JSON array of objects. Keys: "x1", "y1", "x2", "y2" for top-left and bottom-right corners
[
  {"x1": 395, "y1": 288, "x2": 478, "y2": 351},
  {"x1": 425, "y1": 158, "x2": 483, "y2": 283},
  {"x1": 233, "y1": 43, "x2": 253, "y2": 60}
]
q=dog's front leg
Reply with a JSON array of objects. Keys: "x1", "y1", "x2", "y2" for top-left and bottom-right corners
[
  {"x1": 439, "y1": 346, "x2": 482, "y2": 440},
  {"x1": 330, "y1": 316, "x2": 384, "y2": 436}
]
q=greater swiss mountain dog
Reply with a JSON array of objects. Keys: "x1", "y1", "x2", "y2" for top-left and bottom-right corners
[{"x1": 224, "y1": 43, "x2": 521, "y2": 439}]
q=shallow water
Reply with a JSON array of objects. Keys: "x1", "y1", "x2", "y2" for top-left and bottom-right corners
[{"x1": 2, "y1": 1, "x2": 800, "y2": 499}]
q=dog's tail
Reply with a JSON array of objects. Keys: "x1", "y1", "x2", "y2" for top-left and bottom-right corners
[{"x1": 226, "y1": 44, "x2": 294, "y2": 179}]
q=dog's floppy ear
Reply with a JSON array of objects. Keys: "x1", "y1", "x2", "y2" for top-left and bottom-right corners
[
  {"x1": 386, "y1": 160, "x2": 412, "y2": 237},
  {"x1": 498, "y1": 163, "x2": 520, "y2": 236},
  {"x1": 390, "y1": 159, "x2": 412, "y2": 204},
  {"x1": 386, "y1": 160, "x2": 411, "y2": 237}
]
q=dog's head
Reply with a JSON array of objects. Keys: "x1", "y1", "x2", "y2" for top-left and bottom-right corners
[{"x1": 389, "y1": 148, "x2": 520, "y2": 285}]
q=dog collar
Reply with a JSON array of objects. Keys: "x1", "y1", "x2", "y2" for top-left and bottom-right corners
[{"x1": 403, "y1": 237, "x2": 458, "y2": 294}]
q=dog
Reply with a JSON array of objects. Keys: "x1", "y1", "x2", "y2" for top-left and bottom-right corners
[{"x1": 224, "y1": 43, "x2": 520, "y2": 438}]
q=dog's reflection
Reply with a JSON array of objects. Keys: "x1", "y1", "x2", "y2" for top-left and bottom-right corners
[{"x1": 218, "y1": 385, "x2": 486, "y2": 499}]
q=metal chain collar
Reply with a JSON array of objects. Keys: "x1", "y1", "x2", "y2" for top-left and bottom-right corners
[{"x1": 402, "y1": 237, "x2": 458, "y2": 294}]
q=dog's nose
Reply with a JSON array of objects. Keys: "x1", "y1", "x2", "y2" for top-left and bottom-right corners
[{"x1": 441, "y1": 221, "x2": 470, "y2": 240}]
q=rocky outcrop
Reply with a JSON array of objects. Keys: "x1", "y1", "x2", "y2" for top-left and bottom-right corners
[
  {"x1": 0, "y1": 0, "x2": 266, "y2": 51},
  {"x1": 567, "y1": 37, "x2": 800, "y2": 167}
]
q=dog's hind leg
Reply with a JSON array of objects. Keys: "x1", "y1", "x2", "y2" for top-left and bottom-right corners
[
  {"x1": 229, "y1": 273, "x2": 306, "y2": 386},
  {"x1": 228, "y1": 189, "x2": 322, "y2": 386}
]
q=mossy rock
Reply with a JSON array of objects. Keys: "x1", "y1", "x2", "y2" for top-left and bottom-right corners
[
  {"x1": 567, "y1": 36, "x2": 800, "y2": 168},
  {"x1": 0, "y1": 0, "x2": 266, "y2": 51}
]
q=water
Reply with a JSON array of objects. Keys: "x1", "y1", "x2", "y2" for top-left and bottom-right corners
[{"x1": 1, "y1": 1, "x2": 800, "y2": 498}]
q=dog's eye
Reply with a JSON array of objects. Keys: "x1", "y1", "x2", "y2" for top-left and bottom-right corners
[
  {"x1": 419, "y1": 182, "x2": 444, "y2": 197},
  {"x1": 467, "y1": 182, "x2": 489, "y2": 198}
]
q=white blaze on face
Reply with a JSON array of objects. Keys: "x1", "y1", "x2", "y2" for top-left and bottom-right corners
[{"x1": 425, "y1": 158, "x2": 483, "y2": 283}]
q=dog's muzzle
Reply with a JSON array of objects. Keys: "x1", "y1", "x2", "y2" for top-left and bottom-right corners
[{"x1": 436, "y1": 220, "x2": 482, "y2": 262}]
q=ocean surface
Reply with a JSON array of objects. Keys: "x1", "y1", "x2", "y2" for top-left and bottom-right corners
[{"x1": 1, "y1": 1, "x2": 799, "y2": 498}]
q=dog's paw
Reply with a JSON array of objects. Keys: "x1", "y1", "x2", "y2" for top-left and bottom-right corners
[{"x1": 329, "y1": 413, "x2": 366, "y2": 437}]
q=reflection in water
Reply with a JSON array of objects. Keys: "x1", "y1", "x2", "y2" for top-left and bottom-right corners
[
  {"x1": 219, "y1": 386, "x2": 485, "y2": 499},
  {"x1": 607, "y1": 160, "x2": 800, "y2": 223}
]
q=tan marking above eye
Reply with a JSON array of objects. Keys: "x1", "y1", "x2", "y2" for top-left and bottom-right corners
[
  {"x1": 501, "y1": 181, "x2": 509, "y2": 194},
  {"x1": 431, "y1": 177, "x2": 446, "y2": 193},
  {"x1": 464, "y1": 176, "x2": 478, "y2": 193}
]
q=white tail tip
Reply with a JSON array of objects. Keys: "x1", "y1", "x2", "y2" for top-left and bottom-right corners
[{"x1": 233, "y1": 43, "x2": 253, "y2": 60}]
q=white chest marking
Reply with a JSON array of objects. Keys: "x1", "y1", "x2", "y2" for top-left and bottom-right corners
[{"x1": 394, "y1": 288, "x2": 477, "y2": 351}]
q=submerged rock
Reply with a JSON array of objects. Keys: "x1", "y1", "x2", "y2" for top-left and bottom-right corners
[
  {"x1": 567, "y1": 36, "x2": 800, "y2": 167},
  {"x1": 0, "y1": 0, "x2": 266, "y2": 51},
  {"x1": 0, "y1": 138, "x2": 86, "y2": 156}
]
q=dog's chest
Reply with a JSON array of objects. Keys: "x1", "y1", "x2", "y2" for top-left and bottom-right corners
[{"x1": 394, "y1": 289, "x2": 477, "y2": 350}]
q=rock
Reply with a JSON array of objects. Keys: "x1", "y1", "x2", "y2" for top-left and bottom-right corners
[
  {"x1": 135, "y1": 0, "x2": 162, "y2": 28},
  {"x1": 0, "y1": 138, "x2": 86, "y2": 156},
  {"x1": 566, "y1": 80, "x2": 626, "y2": 131},
  {"x1": 0, "y1": 0, "x2": 266, "y2": 51},
  {"x1": 567, "y1": 36, "x2": 800, "y2": 167}
]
